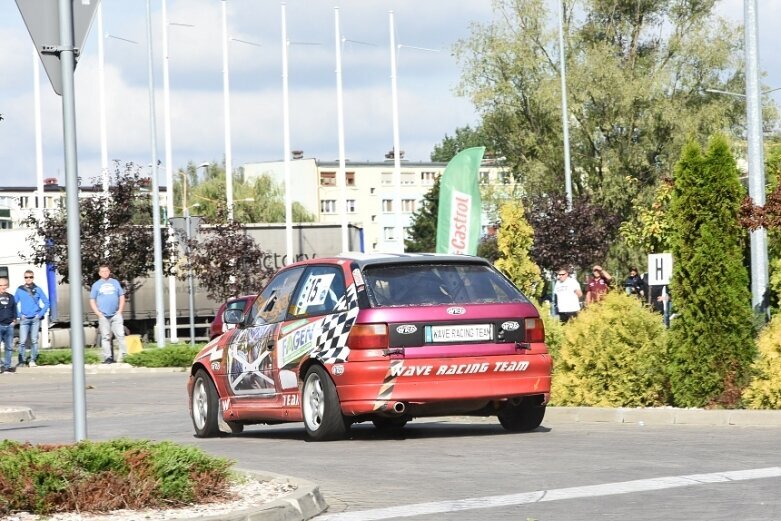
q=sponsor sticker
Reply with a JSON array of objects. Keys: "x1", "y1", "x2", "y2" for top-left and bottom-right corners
[
  {"x1": 501, "y1": 321, "x2": 520, "y2": 331},
  {"x1": 396, "y1": 324, "x2": 417, "y2": 334},
  {"x1": 446, "y1": 306, "x2": 466, "y2": 315},
  {"x1": 331, "y1": 364, "x2": 345, "y2": 376}
]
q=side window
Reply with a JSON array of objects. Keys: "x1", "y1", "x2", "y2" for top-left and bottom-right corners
[
  {"x1": 290, "y1": 266, "x2": 346, "y2": 317},
  {"x1": 250, "y1": 267, "x2": 305, "y2": 325}
]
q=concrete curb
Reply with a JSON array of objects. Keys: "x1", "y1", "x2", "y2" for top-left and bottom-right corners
[
  {"x1": 546, "y1": 406, "x2": 781, "y2": 427},
  {"x1": 0, "y1": 406, "x2": 35, "y2": 424},
  {"x1": 200, "y1": 470, "x2": 327, "y2": 521},
  {"x1": 10, "y1": 363, "x2": 188, "y2": 375}
]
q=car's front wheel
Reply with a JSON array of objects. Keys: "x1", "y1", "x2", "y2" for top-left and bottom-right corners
[
  {"x1": 191, "y1": 369, "x2": 221, "y2": 438},
  {"x1": 302, "y1": 365, "x2": 348, "y2": 441},
  {"x1": 498, "y1": 397, "x2": 546, "y2": 432}
]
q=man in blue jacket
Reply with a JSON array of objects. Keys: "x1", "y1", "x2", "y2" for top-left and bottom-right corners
[{"x1": 15, "y1": 270, "x2": 49, "y2": 367}]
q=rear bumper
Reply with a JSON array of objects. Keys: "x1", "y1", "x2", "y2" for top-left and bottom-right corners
[{"x1": 331, "y1": 353, "x2": 552, "y2": 416}]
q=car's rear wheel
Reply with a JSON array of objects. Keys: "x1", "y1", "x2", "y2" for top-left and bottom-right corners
[
  {"x1": 372, "y1": 417, "x2": 409, "y2": 431},
  {"x1": 302, "y1": 365, "x2": 348, "y2": 441},
  {"x1": 191, "y1": 369, "x2": 221, "y2": 438},
  {"x1": 498, "y1": 397, "x2": 546, "y2": 432}
]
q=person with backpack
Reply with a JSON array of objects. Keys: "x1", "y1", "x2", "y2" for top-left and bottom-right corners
[{"x1": 15, "y1": 269, "x2": 49, "y2": 367}]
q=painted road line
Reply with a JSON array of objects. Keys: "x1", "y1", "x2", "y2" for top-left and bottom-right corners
[{"x1": 318, "y1": 467, "x2": 781, "y2": 521}]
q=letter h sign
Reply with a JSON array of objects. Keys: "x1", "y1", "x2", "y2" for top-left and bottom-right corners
[{"x1": 647, "y1": 253, "x2": 673, "y2": 286}]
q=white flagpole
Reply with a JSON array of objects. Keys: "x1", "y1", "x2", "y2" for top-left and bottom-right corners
[
  {"x1": 282, "y1": 3, "x2": 293, "y2": 263},
  {"x1": 162, "y1": 0, "x2": 179, "y2": 342},
  {"x1": 97, "y1": 3, "x2": 108, "y2": 193},
  {"x1": 33, "y1": 45, "x2": 49, "y2": 349},
  {"x1": 334, "y1": 7, "x2": 349, "y2": 252},
  {"x1": 389, "y1": 11, "x2": 404, "y2": 253},
  {"x1": 222, "y1": 0, "x2": 234, "y2": 220}
]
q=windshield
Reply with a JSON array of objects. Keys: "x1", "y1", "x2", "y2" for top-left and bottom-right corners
[{"x1": 363, "y1": 263, "x2": 528, "y2": 307}]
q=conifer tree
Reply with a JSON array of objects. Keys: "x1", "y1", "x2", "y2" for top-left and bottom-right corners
[
  {"x1": 494, "y1": 202, "x2": 543, "y2": 299},
  {"x1": 405, "y1": 177, "x2": 441, "y2": 252},
  {"x1": 668, "y1": 136, "x2": 755, "y2": 407}
]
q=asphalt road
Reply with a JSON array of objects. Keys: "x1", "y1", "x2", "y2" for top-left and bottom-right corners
[{"x1": 1, "y1": 370, "x2": 780, "y2": 520}]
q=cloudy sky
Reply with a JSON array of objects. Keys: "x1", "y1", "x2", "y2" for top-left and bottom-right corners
[{"x1": 1, "y1": 0, "x2": 779, "y2": 188}]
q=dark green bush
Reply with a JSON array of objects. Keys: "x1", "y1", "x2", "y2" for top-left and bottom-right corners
[
  {"x1": 0, "y1": 439, "x2": 233, "y2": 515},
  {"x1": 668, "y1": 137, "x2": 755, "y2": 407},
  {"x1": 551, "y1": 292, "x2": 669, "y2": 407},
  {"x1": 37, "y1": 348, "x2": 101, "y2": 365},
  {"x1": 124, "y1": 345, "x2": 202, "y2": 368}
]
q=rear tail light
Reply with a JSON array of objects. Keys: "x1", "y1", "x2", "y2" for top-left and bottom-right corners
[
  {"x1": 525, "y1": 318, "x2": 545, "y2": 343},
  {"x1": 347, "y1": 323, "x2": 389, "y2": 349}
]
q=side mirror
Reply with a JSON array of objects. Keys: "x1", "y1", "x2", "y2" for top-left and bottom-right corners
[{"x1": 223, "y1": 308, "x2": 244, "y2": 325}]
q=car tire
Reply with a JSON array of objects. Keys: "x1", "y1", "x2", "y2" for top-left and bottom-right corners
[
  {"x1": 302, "y1": 365, "x2": 348, "y2": 441},
  {"x1": 191, "y1": 369, "x2": 221, "y2": 438},
  {"x1": 498, "y1": 398, "x2": 546, "y2": 432},
  {"x1": 372, "y1": 417, "x2": 409, "y2": 431}
]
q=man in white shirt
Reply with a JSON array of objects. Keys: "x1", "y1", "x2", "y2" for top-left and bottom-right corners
[{"x1": 554, "y1": 268, "x2": 583, "y2": 323}]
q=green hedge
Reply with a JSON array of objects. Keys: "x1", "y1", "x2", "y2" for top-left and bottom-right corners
[{"x1": 551, "y1": 292, "x2": 669, "y2": 407}]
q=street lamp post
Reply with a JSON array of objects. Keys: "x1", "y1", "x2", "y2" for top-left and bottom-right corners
[{"x1": 185, "y1": 204, "x2": 197, "y2": 347}]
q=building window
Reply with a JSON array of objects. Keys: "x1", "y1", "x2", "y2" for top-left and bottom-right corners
[
  {"x1": 499, "y1": 171, "x2": 511, "y2": 185},
  {"x1": 381, "y1": 172, "x2": 393, "y2": 186},
  {"x1": 421, "y1": 171, "x2": 438, "y2": 186},
  {"x1": 346, "y1": 199, "x2": 356, "y2": 213},
  {"x1": 480, "y1": 171, "x2": 490, "y2": 185},
  {"x1": 370, "y1": 187, "x2": 376, "y2": 194},
  {"x1": 382, "y1": 199, "x2": 393, "y2": 213},
  {"x1": 371, "y1": 215, "x2": 377, "y2": 222},
  {"x1": 401, "y1": 172, "x2": 415, "y2": 185},
  {"x1": 384, "y1": 227, "x2": 396, "y2": 241},
  {"x1": 320, "y1": 172, "x2": 336, "y2": 186},
  {"x1": 346, "y1": 172, "x2": 355, "y2": 186},
  {"x1": 401, "y1": 199, "x2": 416, "y2": 213},
  {"x1": 18, "y1": 196, "x2": 29, "y2": 209},
  {"x1": 320, "y1": 199, "x2": 337, "y2": 213}
]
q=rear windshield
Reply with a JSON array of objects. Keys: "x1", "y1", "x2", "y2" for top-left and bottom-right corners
[{"x1": 363, "y1": 263, "x2": 529, "y2": 307}]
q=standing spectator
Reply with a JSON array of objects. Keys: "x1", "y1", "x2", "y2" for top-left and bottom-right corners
[
  {"x1": 0, "y1": 278, "x2": 17, "y2": 373},
  {"x1": 554, "y1": 267, "x2": 583, "y2": 323},
  {"x1": 15, "y1": 270, "x2": 50, "y2": 367},
  {"x1": 623, "y1": 267, "x2": 646, "y2": 299},
  {"x1": 586, "y1": 265, "x2": 612, "y2": 305},
  {"x1": 89, "y1": 264, "x2": 127, "y2": 364}
]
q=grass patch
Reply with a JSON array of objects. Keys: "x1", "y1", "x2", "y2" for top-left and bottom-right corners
[{"x1": 0, "y1": 439, "x2": 234, "y2": 516}]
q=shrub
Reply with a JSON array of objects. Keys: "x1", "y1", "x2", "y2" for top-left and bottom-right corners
[
  {"x1": 537, "y1": 301, "x2": 564, "y2": 361},
  {"x1": 0, "y1": 439, "x2": 233, "y2": 516},
  {"x1": 742, "y1": 313, "x2": 781, "y2": 408},
  {"x1": 37, "y1": 348, "x2": 101, "y2": 366},
  {"x1": 123, "y1": 345, "x2": 202, "y2": 368},
  {"x1": 551, "y1": 292, "x2": 669, "y2": 407}
]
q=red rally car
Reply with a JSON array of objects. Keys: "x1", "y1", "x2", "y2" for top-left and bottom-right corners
[{"x1": 187, "y1": 253, "x2": 552, "y2": 441}]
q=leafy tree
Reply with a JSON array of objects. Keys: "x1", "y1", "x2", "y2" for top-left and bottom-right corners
[
  {"x1": 174, "y1": 161, "x2": 314, "y2": 223},
  {"x1": 619, "y1": 177, "x2": 675, "y2": 254},
  {"x1": 454, "y1": 0, "x2": 766, "y2": 217},
  {"x1": 430, "y1": 125, "x2": 492, "y2": 162},
  {"x1": 524, "y1": 194, "x2": 621, "y2": 273},
  {"x1": 185, "y1": 208, "x2": 274, "y2": 302},
  {"x1": 405, "y1": 177, "x2": 441, "y2": 252},
  {"x1": 494, "y1": 202, "x2": 543, "y2": 299},
  {"x1": 668, "y1": 136, "x2": 755, "y2": 408},
  {"x1": 21, "y1": 163, "x2": 172, "y2": 296}
]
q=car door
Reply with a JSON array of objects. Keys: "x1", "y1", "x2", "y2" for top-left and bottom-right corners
[
  {"x1": 275, "y1": 265, "x2": 348, "y2": 383},
  {"x1": 225, "y1": 267, "x2": 304, "y2": 400}
]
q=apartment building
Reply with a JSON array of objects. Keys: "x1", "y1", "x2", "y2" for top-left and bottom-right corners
[{"x1": 242, "y1": 157, "x2": 518, "y2": 253}]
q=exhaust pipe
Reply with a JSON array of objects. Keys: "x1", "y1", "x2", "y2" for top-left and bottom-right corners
[{"x1": 392, "y1": 401, "x2": 406, "y2": 414}]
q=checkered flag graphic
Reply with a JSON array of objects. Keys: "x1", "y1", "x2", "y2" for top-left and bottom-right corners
[{"x1": 312, "y1": 285, "x2": 359, "y2": 364}]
